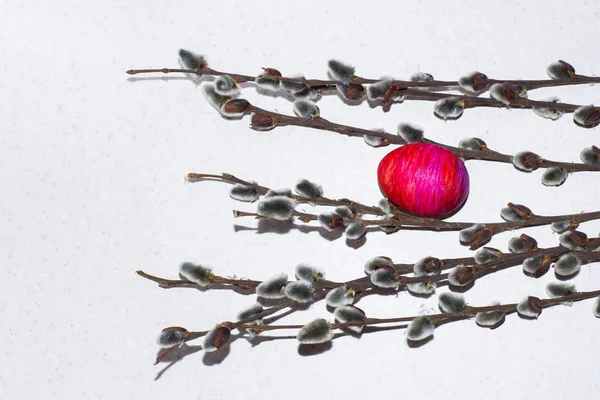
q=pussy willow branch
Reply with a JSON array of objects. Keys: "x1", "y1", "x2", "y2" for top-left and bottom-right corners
[
  {"x1": 137, "y1": 247, "x2": 600, "y2": 297},
  {"x1": 243, "y1": 104, "x2": 600, "y2": 173},
  {"x1": 125, "y1": 66, "x2": 600, "y2": 113},
  {"x1": 180, "y1": 289, "x2": 600, "y2": 341},
  {"x1": 186, "y1": 172, "x2": 600, "y2": 238}
]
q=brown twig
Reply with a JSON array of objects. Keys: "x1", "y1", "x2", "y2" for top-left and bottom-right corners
[
  {"x1": 186, "y1": 172, "x2": 600, "y2": 245},
  {"x1": 125, "y1": 65, "x2": 600, "y2": 115}
]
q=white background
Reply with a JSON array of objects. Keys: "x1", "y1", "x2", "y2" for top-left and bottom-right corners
[{"x1": 2, "y1": 1, "x2": 600, "y2": 399}]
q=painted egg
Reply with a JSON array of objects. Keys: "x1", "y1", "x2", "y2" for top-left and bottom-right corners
[{"x1": 377, "y1": 143, "x2": 470, "y2": 218}]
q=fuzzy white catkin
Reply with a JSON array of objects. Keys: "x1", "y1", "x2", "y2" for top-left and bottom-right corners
[
  {"x1": 334, "y1": 306, "x2": 366, "y2": 333},
  {"x1": 214, "y1": 75, "x2": 240, "y2": 96},
  {"x1": 438, "y1": 292, "x2": 466, "y2": 313},
  {"x1": 255, "y1": 273, "x2": 288, "y2": 299},
  {"x1": 201, "y1": 83, "x2": 225, "y2": 110},
  {"x1": 433, "y1": 97, "x2": 464, "y2": 119},
  {"x1": 295, "y1": 264, "x2": 323, "y2": 282},
  {"x1": 364, "y1": 256, "x2": 391, "y2": 274},
  {"x1": 284, "y1": 281, "x2": 314, "y2": 303},
  {"x1": 345, "y1": 222, "x2": 366, "y2": 240},
  {"x1": 370, "y1": 268, "x2": 398, "y2": 288},
  {"x1": 397, "y1": 122, "x2": 424, "y2": 143},
  {"x1": 474, "y1": 248, "x2": 501, "y2": 265},
  {"x1": 554, "y1": 253, "x2": 581, "y2": 277},
  {"x1": 325, "y1": 285, "x2": 354, "y2": 308},
  {"x1": 157, "y1": 330, "x2": 186, "y2": 348},
  {"x1": 229, "y1": 183, "x2": 260, "y2": 202},
  {"x1": 295, "y1": 179, "x2": 323, "y2": 199},
  {"x1": 327, "y1": 59, "x2": 355, "y2": 85},
  {"x1": 406, "y1": 316, "x2": 434, "y2": 341},
  {"x1": 475, "y1": 303, "x2": 505, "y2": 328},
  {"x1": 366, "y1": 78, "x2": 393, "y2": 101},
  {"x1": 256, "y1": 196, "x2": 296, "y2": 220},
  {"x1": 179, "y1": 262, "x2": 212, "y2": 286},
  {"x1": 236, "y1": 303, "x2": 264, "y2": 321},
  {"x1": 458, "y1": 224, "x2": 484, "y2": 244},
  {"x1": 406, "y1": 282, "x2": 436, "y2": 296},
  {"x1": 545, "y1": 282, "x2": 575, "y2": 298},
  {"x1": 516, "y1": 298, "x2": 541, "y2": 318},
  {"x1": 297, "y1": 319, "x2": 333, "y2": 344}
]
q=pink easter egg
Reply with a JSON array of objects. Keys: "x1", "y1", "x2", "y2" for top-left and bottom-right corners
[{"x1": 377, "y1": 143, "x2": 470, "y2": 218}]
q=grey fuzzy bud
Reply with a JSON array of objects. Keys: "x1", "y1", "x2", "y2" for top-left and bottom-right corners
[
  {"x1": 489, "y1": 83, "x2": 511, "y2": 105},
  {"x1": 236, "y1": 303, "x2": 264, "y2": 321},
  {"x1": 413, "y1": 257, "x2": 442, "y2": 276},
  {"x1": 433, "y1": 97, "x2": 464, "y2": 120},
  {"x1": 366, "y1": 78, "x2": 393, "y2": 101},
  {"x1": 458, "y1": 224, "x2": 485, "y2": 245},
  {"x1": 325, "y1": 285, "x2": 354, "y2": 308},
  {"x1": 554, "y1": 253, "x2": 581, "y2": 277},
  {"x1": 533, "y1": 97, "x2": 562, "y2": 120},
  {"x1": 279, "y1": 77, "x2": 308, "y2": 93},
  {"x1": 256, "y1": 196, "x2": 296, "y2": 220},
  {"x1": 551, "y1": 221, "x2": 576, "y2": 234},
  {"x1": 593, "y1": 297, "x2": 600, "y2": 318},
  {"x1": 295, "y1": 179, "x2": 323, "y2": 199},
  {"x1": 334, "y1": 206, "x2": 355, "y2": 220},
  {"x1": 370, "y1": 268, "x2": 398, "y2": 288},
  {"x1": 229, "y1": 183, "x2": 260, "y2": 202},
  {"x1": 203, "y1": 325, "x2": 231, "y2": 352},
  {"x1": 317, "y1": 211, "x2": 344, "y2": 231},
  {"x1": 179, "y1": 262, "x2": 212, "y2": 286},
  {"x1": 501, "y1": 207, "x2": 526, "y2": 222},
  {"x1": 406, "y1": 282, "x2": 436, "y2": 295},
  {"x1": 297, "y1": 318, "x2": 333, "y2": 344},
  {"x1": 580, "y1": 146, "x2": 600, "y2": 165},
  {"x1": 545, "y1": 281, "x2": 575, "y2": 298},
  {"x1": 378, "y1": 198, "x2": 392, "y2": 214},
  {"x1": 328, "y1": 59, "x2": 355, "y2": 85},
  {"x1": 522, "y1": 255, "x2": 550, "y2": 277},
  {"x1": 547, "y1": 60, "x2": 575, "y2": 80},
  {"x1": 201, "y1": 83, "x2": 226, "y2": 110},
  {"x1": 157, "y1": 329, "x2": 186, "y2": 348},
  {"x1": 517, "y1": 297, "x2": 542, "y2": 319},
  {"x1": 363, "y1": 134, "x2": 386, "y2": 147},
  {"x1": 573, "y1": 105, "x2": 600, "y2": 128},
  {"x1": 448, "y1": 265, "x2": 475, "y2": 287},
  {"x1": 256, "y1": 273, "x2": 288, "y2": 299},
  {"x1": 345, "y1": 222, "x2": 366, "y2": 241},
  {"x1": 475, "y1": 247, "x2": 502, "y2": 264},
  {"x1": 295, "y1": 264, "x2": 324, "y2": 282},
  {"x1": 559, "y1": 232, "x2": 585, "y2": 251},
  {"x1": 512, "y1": 151, "x2": 542, "y2": 172},
  {"x1": 255, "y1": 76, "x2": 280, "y2": 91},
  {"x1": 475, "y1": 303, "x2": 505, "y2": 328},
  {"x1": 406, "y1": 316, "x2": 434, "y2": 342},
  {"x1": 364, "y1": 256, "x2": 393, "y2": 275},
  {"x1": 458, "y1": 71, "x2": 489, "y2": 93},
  {"x1": 293, "y1": 99, "x2": 320, "y2": 119},
  {"x1": 541, "y1": 167, "x2": 568, "y2": 187},
  {"x1": 508, "y1": 237, "x2": 527, "y2": 253},
  {"x1": 334, "y1": 305, "x2": 366, "y2": 333},
  {"x1": 410, "y1": 72, "x2": 434, "y2": 82},
  {"x1": 284, "y1": 280, "x2": 314, "y2": 303},
  {"x1": 458, "y1": 137, "x2": 487, "y2": 151},
  {"x1": 397, "y1": 122, "x2": 424, "y2": 143},
  {"x1": 265, "y1": 188, "x2": 293, "y2": 198},
  {"x1": 295, "y1": 87, "x2": 322, "y2": 101},
  {"x1": 179, "y1": 49, "x2": 206, "y2": 70},
  {"x1": 438, "y1": 292, "x2": 466, "y2": 313},
  {"x1": 214, "y1": 75, "x2": 240, "y2": 96}
]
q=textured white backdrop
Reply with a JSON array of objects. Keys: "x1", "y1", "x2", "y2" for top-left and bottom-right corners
[{"x1": 1, "y1": 1, "x2": 600, "y2": 399}]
